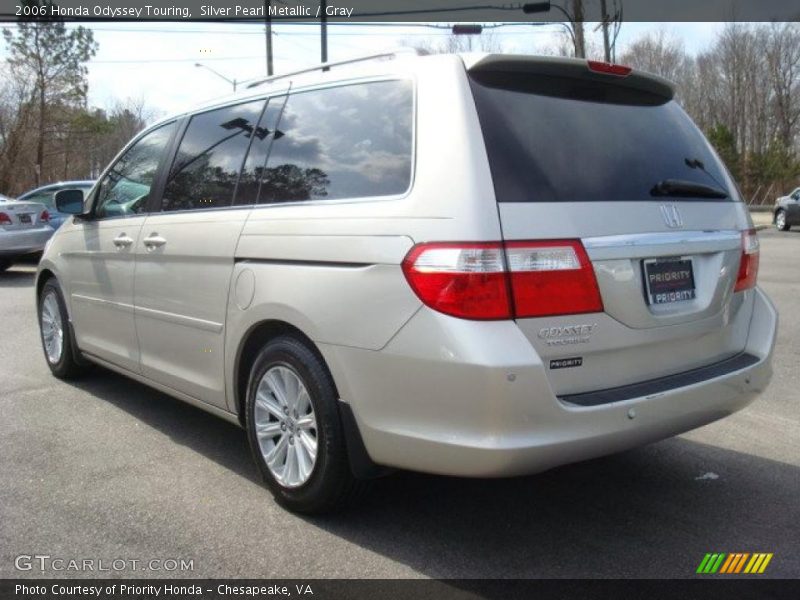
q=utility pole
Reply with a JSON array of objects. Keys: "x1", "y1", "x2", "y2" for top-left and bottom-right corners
[
  {"x1": 265, "y1": 0, "x2": 273, "y2": 76},
  {"x1": 320, "y1": 0, "x2": 328, "y2": 70},
  {"x1": 571, "y1": 0, "x2": 585, "y2": 58},
  {"x1": 599, "y1": 0, "x2": 611, "y2": 62}
]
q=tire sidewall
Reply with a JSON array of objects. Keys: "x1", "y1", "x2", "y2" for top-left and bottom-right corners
[{"x1": 245, "y1": 336, "x2": 348, "y2": 513}]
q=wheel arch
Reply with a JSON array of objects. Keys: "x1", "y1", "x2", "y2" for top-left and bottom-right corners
[
  {"x1": 232, "y1": 319, "x2": 386, "y2": 478},
  {"x1": 233, "y1": 319, "x2": 334, "y2": 428},
  {"x1": 35, "y1": 268, "x2": 56, "y2": 300}
]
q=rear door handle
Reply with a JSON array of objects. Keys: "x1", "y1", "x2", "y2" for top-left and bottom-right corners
[
  {"x1": 143, "y1": 233, "x2": 167, "y2": 250},
  {"x1": 112, "y1": 233, "x2": 134, "y2": 249}
]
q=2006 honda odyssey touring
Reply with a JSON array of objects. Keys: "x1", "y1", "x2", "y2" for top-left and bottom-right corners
[{"x1": 37, "y1": 53, "x2": 777, "y2": 513}]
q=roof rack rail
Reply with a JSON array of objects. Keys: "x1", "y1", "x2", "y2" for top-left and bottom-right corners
[{"x1": 246, "y1": 50, "x2": 415, "y2": 90}]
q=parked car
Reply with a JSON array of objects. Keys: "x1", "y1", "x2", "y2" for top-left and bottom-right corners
[
  {"x1": 0, "y1": 196, "x2": 52, "y2": 272},
  {"x1": 36, "y1": 53, "x2": 777, "y2": 514},
  {"x1": 17, "y1": 181, "x2": 95, "y2": 229},
  {"x1": 773, "y1": 187, "x2": 800, "y2": 231}
]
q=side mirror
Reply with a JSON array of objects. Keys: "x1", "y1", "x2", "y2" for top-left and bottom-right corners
[{"x1": 54, "y1": 189, "x2": 85, "y2": 215}]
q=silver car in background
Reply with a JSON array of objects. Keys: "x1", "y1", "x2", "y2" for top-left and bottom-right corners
[
  {"x1": 35, "y1": 53, "x2": 777, "y2": 514},
  {"x1": 0, "y1": 195, "x2": 52, "y2": 272},
  {"x1": 17, "y1": 180, "x2": 96, "y2": 229}
]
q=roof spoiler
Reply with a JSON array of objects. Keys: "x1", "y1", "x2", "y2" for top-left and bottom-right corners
[{"x1": 468, "y1": 55, "x2": 675, "y2": 101}]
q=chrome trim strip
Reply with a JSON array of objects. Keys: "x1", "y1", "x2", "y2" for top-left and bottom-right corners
[
  {"x1": 583, "y1": 230, "x2": 741, "y2": 249},
  {"x1": 134, "y1": 305, "x2": 223, "y2": 333},
  {"x1": 74, "y1": 294, "x2": 223, "y2": 333},
  {"x1": 71, "y1": 294, "x2": 134, "y2": 313}
]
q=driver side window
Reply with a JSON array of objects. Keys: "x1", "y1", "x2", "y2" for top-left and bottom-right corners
[{"x1": 94, "y1": 122, "x2": 176, "y2": 219}]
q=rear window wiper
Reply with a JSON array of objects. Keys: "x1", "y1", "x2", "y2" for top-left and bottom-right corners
[{"x1": 650, "y1": 179, "x2": 729, "y2": 199}]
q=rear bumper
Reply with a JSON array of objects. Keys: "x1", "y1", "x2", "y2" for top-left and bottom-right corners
[
  {"x1": 0, "y1": 226, "x2": 53, "y2": 256},
  {"x1": 323, "y1": 287, "x2": 777, "y2": 477}
]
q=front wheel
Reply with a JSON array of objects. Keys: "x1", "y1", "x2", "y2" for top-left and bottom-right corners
[
  {"x1": 245, "y1": 335, "x2": 365, "y2": 514},
  {"x1": 38, "y1": 278, "x2": 86, "y2": 379},
  {"x1": 775, "y1": 209, "x2": 790, "y2": 231}
]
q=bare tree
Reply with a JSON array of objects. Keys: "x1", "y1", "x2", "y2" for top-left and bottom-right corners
[
  {"x1": 619, "y1": 30, "x2": 690, "y2": 84},
  {"x1": 765, "y1": 23, "x2": 800, "y2": 150},
  {"x1": 404, "y1": 31, "x2": 503, "y2": 55}
]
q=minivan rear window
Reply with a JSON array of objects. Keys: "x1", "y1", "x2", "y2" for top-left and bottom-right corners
[{"x1": 469, "y1": 72, "x2": 736, "y2": 203}]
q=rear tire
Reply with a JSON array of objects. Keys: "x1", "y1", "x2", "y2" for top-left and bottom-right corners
[
  {"x1": 38, "y1": 278, "x2": 86, "y2": 379},
  {"x1": 245, "y1": 335, "x2": 365, "y2": 514},
  {"x1": 775, "y1": 209, "x2": 790, "y2": 231}
]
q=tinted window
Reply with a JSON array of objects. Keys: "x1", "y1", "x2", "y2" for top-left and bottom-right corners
[
  {"x1": 95, "y1": 122, "x2": 176, "y2": 219},
  {"x1": 234, "y1": 97, "x2": 286, "y2": 205},
  {"x1": 259, "y1": 80, "x2": 413, "y2": 204},
  {"x1": 162, "y1": 100, "x2": 265, "y2": 212},
  {"x1": 470, "y1": 73, "x2": 736, "y2": 203}
]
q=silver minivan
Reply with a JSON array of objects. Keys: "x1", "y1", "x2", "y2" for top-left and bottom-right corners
[{"x1": 37, "y1": 53, "x2": 777, "y2": 513}]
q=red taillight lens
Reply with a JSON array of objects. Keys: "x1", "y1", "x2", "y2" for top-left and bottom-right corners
[
  {"x1": 587, "y1": 60, "x2": 632, "y2": 77},
  {"x1": 401, "y1": 243, "x2": 511, "y2": 320},
  {"x1": 506, "y1": 240, "x2": 604, "y2": 318},
  {"x1": 40, "y1": 209, "x2": 50, "y2": 223},
  {"x1": 0, "y1": 212, "x2": 11, "y2": 225},
  {"x1": 401, "y1": 240, "x2": 603, "y2": 320},
  {"x1": 734, "y1": 229, "x2": 759, "y2": 292}
]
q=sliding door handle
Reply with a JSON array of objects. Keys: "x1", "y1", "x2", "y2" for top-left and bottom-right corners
[{"x1": 143, "y1": 233, "x2": 167, "y2": 250}]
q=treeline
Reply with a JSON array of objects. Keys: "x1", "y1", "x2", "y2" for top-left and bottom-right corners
[
  {"x1": 620, "y1": 23, "x2": 800, "y2": 204},
  {"x1": 0, "y1": 7, "x2": 153, "y2": 196}
]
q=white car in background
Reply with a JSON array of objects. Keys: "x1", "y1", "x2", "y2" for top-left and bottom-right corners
[{"x1": 0, "y1": 194, "x2": 53, "y2": 272}]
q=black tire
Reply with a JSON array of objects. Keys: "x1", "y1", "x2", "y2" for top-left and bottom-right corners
[
  {"x1": 0, "y1": 258, "x2": 12, "y2": 273},
  {"x1": 775, "y1": 209, "x2": 790, "y2": 231},
  {"x1": 245, "y1": 335, "x2": 365, "y2": 514},
  {"x1": 38, "y1": 278, "x2": 86, "y2": 379}
]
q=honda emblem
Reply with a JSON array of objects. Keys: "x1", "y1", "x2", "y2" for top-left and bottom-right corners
[{"x1": 660, "y1": 204, "x2": 683, "y2": 228}]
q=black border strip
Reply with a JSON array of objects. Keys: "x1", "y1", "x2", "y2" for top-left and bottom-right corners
[{"x1": 560, "y1": 352, "x2": 760, "y2": 407}]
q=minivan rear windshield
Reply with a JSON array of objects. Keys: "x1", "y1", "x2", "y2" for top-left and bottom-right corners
[{"x1": 469, "y1": 71, "x2": 737, "y2": 203}]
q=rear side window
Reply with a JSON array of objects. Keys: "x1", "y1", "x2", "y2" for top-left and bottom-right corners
[
  {"x1": 258, "y1": 79, "x2": 413, "y2": 204},
  {"x1": 162, "y1": 99, "x2": 265, "y2": 212},
  {"x1": 469, "y1": 72, "x2": 735, "y2": 203}
]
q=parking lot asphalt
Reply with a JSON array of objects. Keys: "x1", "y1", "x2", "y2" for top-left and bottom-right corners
[{"x1": 0, "y1": 228, "x2": 798, "y2": 580}]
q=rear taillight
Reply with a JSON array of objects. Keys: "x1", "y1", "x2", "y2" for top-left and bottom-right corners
[
  {"x1": 40, "y1": 210, "x2": 50, "y2": 223},
  {"x1": 734, "y1": 228, "x2": 759, "y2": 292},
  {"x1": 587, "y1": 60, "x2": 632, "y2": 77},
  {"x1": 506, "y1": 240, "x2": 604, "y2": 318},
  {"x1": 0, "y1": 212, "x2": 11, "y2": 225},
  {"x1": 401, "y1": 243, "x2": 511, "y2": 320},
  {"x1": 401, "y1": 240, "x2": 603, "y2": 320}
]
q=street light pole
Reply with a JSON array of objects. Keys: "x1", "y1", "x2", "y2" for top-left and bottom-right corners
[
  {"x1": 320, "y1": 0, "x2": 329, "y2": 70},
  {"x1": 265, "y1": 0, "x2": 273, "y2": 76},
  {"x1": 195, "y1": 63, "x2": 237, "y2": 92}
]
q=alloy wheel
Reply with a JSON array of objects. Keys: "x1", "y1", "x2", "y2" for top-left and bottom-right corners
[{"x1": 254, "y1": 365, "x2": 318, "y2": 488}]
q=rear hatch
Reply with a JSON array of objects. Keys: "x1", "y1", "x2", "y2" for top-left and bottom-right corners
[
  {"x1": 0, "y1": 201, "x2": 48, "y2": 229},
  {"x1": 468, "y1": 56, "x2": 756, "y2": 396}
]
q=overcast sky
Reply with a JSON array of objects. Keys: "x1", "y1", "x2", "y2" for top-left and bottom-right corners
[{"x1": 0, "y1": 21, "x2": 724, "y2": 119}]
